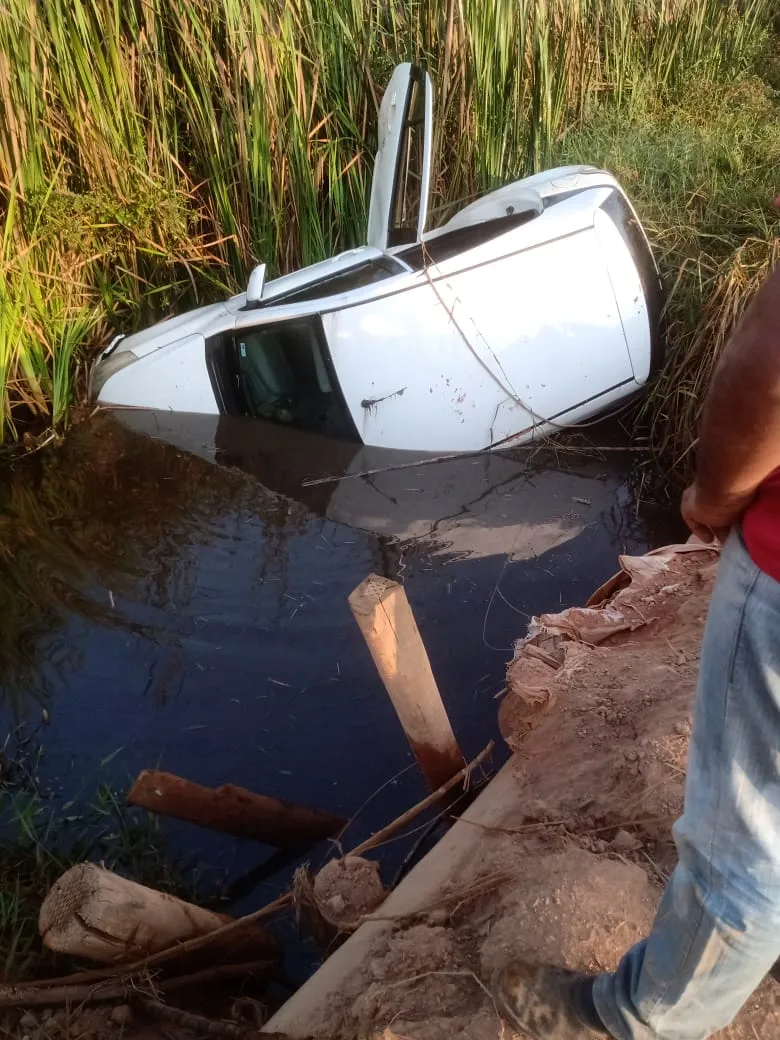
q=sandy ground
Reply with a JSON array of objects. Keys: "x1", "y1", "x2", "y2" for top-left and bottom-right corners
[{"x1": 289, "y1": 543, "x2": 779, "y2": 1039}]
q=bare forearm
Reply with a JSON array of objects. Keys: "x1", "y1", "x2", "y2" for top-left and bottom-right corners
[{"x1": 695, "y1": 264, "x2": 780, "y2": 505}]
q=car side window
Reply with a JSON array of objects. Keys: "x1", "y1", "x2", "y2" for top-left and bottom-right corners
[{"x1": 223, "y1": 318, "x2": 358, "y2": 440}]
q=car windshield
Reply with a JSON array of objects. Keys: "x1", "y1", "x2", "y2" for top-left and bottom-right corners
[{"x1": 229, "y1": 319, "x2": 357, "y2": 439}]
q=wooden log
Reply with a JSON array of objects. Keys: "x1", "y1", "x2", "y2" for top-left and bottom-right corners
[
  {"x1": 127, "y1": 770, "x2": 345, "y2": 849},
  {"x1": 39, "y1": 864, "x2": 277, "y2": 965},
  {"x1": 348, "y1": 574, "x2": 466, "y2": 792}
]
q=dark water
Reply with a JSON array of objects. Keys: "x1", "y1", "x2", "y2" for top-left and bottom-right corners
[{"x1": 0, "y1": 412, "x2": 682, "y2": 976}]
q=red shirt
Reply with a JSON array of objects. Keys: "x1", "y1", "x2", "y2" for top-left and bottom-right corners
[{"x1": 743, "y1": 467, "x2": 780, "y2": 582}]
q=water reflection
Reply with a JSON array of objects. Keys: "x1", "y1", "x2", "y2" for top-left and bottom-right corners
[
  {"x1": 0, "y1": 419, "x2": 308, "y2": 710},
  {"x1": 116, "y1": 410, "x2": 659, "y2": 553}
]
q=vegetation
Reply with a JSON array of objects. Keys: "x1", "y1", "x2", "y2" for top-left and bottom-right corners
[
  {"x1": 0, "y1": 0, "x2": 777, "y2": 477},
  {"x1": 554, "y1": 73, "x2": 780, "y2": 477},
  {"x1": 0, "y1": 727, "x2": 212, "y2": 980}
]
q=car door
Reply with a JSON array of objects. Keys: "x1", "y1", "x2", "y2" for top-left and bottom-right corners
[{"x1": 366, "y1": 63, "x2": 433, "y2": 250}]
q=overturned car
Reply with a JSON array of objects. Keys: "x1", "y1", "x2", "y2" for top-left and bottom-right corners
[{"x1": 92, "y1": 64, "x2": 663, "y2": 453}]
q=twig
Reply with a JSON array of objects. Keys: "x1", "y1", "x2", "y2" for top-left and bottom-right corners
[
  {"x1": 361, "y1": 869, "x2": 513, "y2": 924},
  {"x1": 454, "y1": 814, "x2": 573, "y2": 837},
  {"x1": 302, "y1": 449, "x2": 486, "y2": 486},
  {"x1": 134, "y1": 998, "x2": 302, "y2": 1039},
  {"x1": 0, "y1": 960, "x2": 277, "y2": 1009},
  {"x1": 157, "y1": 959, "x2": 276, "y2": 994},
  {"x1": 0, "y1": 979, "x2": 139, "y2": 1008},
  {"x1": 640, "y1": 848, "x2": 670, "y2": 884},
  {"x1": 390, "y1": 815, "x2": 444, "y2": 888},
  {"x1": 335, "y1": 760, "x2": 418, "y2": 845},
  {"x1": 584, "y1": 816, "x2": 667, "y2": 835},
  {"x1": 301, "y1": 444, "x2": 651, "y2": 488},
  {"x1": 374, "y1": 968, "x2": 500, "y2": 1019},
  {"x1": 348, "y1": 741, "x2": 494, "y2": 857},
  {"x1": 134, "y1": 999, "x2": 246, "y2": 1037}
]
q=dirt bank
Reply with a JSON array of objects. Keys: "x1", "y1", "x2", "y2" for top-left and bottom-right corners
[{"x1": 266, "y1": 543, "x2": 779, "y2": 1039}]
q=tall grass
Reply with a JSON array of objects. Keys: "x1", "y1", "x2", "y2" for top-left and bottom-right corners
[
  {"x1": 0, "y1": 0, "x2": 775, "y2": 464},
  {"x1": 554, "y1": 73, "x2": 780, "y2": 478}
]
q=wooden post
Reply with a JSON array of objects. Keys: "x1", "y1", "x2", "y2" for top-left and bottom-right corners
[
  {"x1": 127, "y1": 771, "x2": 345, "y2": 849},
  {"x1": 348, "y1": 574, "x2": 465, "y2": 792},
  {"x1": 39, "y1": 863, "x2": 278, "y2": 964}
]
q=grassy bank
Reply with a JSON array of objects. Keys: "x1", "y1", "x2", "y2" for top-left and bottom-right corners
[{"x1": 0, "y1": 0, "x2": 777, "y2": 478}]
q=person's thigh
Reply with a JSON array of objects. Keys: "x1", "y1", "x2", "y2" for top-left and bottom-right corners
[{"x1": 594, "y1": 532, "x2": 780, "y2": 1040}]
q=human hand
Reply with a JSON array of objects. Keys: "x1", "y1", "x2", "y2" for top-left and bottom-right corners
[{"x1": 681, "y1": 484, "x2": 753, "y2": 544}]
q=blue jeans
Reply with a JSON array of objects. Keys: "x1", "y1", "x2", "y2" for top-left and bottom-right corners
[{"x1": 593, "y1": 530, "x2": 780, "y2": 1040}]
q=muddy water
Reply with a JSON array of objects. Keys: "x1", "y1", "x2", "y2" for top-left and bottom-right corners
[{"x1": 0, "y1": 412, "x2": 681, "y2": 964}]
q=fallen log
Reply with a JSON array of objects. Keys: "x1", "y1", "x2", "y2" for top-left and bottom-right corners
[
  {"x1": 2, "y1": 891, "x2": 293, "y2": 1001},
  {"x1": 127, "y1": 770, "x2": 345, "y2": 848},
  {"x1": 39, "y1": 863, "x2": 278, "y2": 965}
]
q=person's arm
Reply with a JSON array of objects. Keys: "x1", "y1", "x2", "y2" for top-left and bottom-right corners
[{"x1": 682, "y1": 263, "x2": 780, "y2": 542}]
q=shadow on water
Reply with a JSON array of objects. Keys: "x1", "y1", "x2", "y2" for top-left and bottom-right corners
[{"x1": 0, "y1": 410, "x2": 684, "y2": 975}]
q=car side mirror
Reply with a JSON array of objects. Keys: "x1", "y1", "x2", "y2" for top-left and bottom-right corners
[{"x1": 246, "y1": 263, "x2": 267, "y2": 304}]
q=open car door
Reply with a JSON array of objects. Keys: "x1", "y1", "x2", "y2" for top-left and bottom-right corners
[{"x1": 366, "y1": 63, "x2": 433, "y2": 250}]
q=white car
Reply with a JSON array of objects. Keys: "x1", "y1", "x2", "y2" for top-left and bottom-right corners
[{"x1": 92, "y1": 63, "x2": 663, "y2": 454}]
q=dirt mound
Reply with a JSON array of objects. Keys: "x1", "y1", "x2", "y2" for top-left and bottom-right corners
[
  {"x1": 292, "y1": 543, "x2": 778, "y2": 1039},
  {"x1": 498, "y1": 542, "x2": 716, "y2": 867},
  {"x1": 479, "y1": 849, "x2": 656, "y2": 978},
  {"x1": 321, "y1": 845, "x2": 659, "y2": 1039}
]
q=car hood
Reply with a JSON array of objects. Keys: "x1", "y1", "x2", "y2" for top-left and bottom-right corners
[{"x1": 111, "y1": 300, "x2": 236, "y2": 359}]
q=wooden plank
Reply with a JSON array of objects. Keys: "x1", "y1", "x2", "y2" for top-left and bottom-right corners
[
  {"x1": 127, "y1": 771, "x2": 345, "y2": 849},
  {"x1": 348, "y1": 574, "x2": 465, "y2": 792}
]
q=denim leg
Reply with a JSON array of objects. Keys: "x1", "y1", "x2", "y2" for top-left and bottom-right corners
[{"x1": 593, "y1": 530, "x2": 780, "y2": 1040}]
